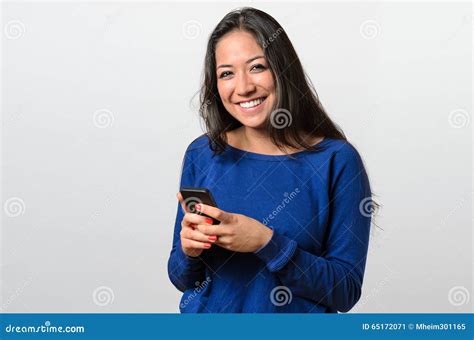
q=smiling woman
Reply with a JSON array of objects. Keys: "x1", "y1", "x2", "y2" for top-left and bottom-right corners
[
  {"x1": 168, "y1": 7, "x2": 379, "y2": 314},
  {"x1": 199, "y1": 7, "x2": 346, "y2": 156},
  {"x1": 215, "y1": 34, "x2": 274, "y2": 126}
]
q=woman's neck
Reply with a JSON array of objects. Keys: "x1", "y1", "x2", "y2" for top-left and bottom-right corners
[{"x1": 227, "y1": 126, "x2": 323, "y2": 155}]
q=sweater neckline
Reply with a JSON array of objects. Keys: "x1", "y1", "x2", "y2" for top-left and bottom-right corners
[{"x1": 224, "y1": 137, "x2": 331, "y2": 161}]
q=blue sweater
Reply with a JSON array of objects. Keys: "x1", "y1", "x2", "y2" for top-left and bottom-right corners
[{"x1": 167, "y1": 134, "x2": 372, "y2": 313}]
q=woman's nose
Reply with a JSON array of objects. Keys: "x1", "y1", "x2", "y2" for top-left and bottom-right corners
[{"x1": 235, "y1": 73, "x2": 256, "y2": 96}]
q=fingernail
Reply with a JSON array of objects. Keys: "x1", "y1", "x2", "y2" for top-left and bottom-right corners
[
  {"x1": 204, "y1": 243, "x2": 211, "y2": 248},
  {"x1": 205, "y1": 218, "x2": 213, "y2": 224},
  {"x1": 208, "y1": 235, "x2": 217, "y2": 241},
  {"x1": 195, "y1": 204, "x2": 201, "y2": 211}
]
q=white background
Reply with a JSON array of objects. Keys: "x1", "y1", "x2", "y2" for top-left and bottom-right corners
[{"x1": 1, "y1": 1, "x2": 472, "y2": 313}]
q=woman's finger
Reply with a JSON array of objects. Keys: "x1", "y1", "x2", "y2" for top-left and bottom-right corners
[
  {"x1": 182, "y1": 238, "x2": 212, "y2": 250},
  {"x1": 182, "y1": 227, "x2": 217, "y2": 243},
  {"x1": 195, "y1": 203, "x2": 232, "y2": 224},
  {"x1": 183, "y1": 212, "x2": 214, "y2": 226},
  {"x1": 176, "y1": 192, "x2": 189, "y2": 213},
  {"x1": 195, "y1": 223, "x2": 226, "y2": 237}
]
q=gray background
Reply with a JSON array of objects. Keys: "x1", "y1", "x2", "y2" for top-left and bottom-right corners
[{"x1": 1, "y1": 1, "x2": 472, "y2": 313}]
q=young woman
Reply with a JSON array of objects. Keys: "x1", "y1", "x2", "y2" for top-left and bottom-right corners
[{"x1": 167, "y1": 7, "x2": 376, "y2": 313}]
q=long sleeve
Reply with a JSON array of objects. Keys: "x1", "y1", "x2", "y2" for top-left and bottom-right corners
[
  {"x1": 167, "y1": 146, "x2": 207, "y2": 292},
  {"x1": 253, "y1": 144, "x2": 372, "y2": 312}
]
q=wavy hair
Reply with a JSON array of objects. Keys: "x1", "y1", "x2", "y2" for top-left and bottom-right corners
[
  {"x1": 195, "y1": 7, "x2": 382, "y2": 225},
  {"x1": 198, "y1": 7, "x2": 346, "y2": 157}
]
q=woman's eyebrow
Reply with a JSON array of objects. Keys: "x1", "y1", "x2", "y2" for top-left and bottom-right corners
[{"x1": 216, "y1": 55, "x2": 265, "y2": 69}]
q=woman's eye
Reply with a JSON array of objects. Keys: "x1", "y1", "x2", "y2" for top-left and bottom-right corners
[
  {"x1": 219, "y1": 71, "x2": 232, "y2": 79},
  {"x1": 218, "y1": 65, "x2": 266, "y2": 79},
  {"x1": 251, "y1": 64, "x2": 266, "y2": 71}
]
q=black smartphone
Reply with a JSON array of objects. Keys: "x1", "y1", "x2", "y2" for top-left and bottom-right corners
[{"x1": 179, "y1": 187, "x2": 221, "y2": 225}]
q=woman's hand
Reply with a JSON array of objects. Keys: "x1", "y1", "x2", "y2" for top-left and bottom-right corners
[
  {"x1": 193, "y1": 203, "x2": 273, "y2": 253},
  {"x1": 177, "y1": 193, "x2": 218, "y2": 257}
]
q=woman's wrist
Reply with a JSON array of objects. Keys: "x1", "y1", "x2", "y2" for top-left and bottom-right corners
[{"x1": 257, "y1": 225, "x2": 273, "y2": 251}]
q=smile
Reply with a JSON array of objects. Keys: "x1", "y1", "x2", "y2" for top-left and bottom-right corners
[{"x1": 237, "y1": 97, "x2": 267, "y2": 109}]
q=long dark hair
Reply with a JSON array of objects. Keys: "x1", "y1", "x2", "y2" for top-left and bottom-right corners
[
  {"x1": 196, "y1": 7, "x2": 382, "y2": 225},
  {"x1": 199, "y1": 7, "x2": 346, "y2": 157}
]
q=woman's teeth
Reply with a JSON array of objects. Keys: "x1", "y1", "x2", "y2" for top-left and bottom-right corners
[{"x1": 239, "y1": 97, "x2": 265, "y2": 108}]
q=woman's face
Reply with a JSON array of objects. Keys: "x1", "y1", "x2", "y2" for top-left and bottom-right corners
[{"x1": 215, "y1": 30, "x2": 276, "y2": 130}]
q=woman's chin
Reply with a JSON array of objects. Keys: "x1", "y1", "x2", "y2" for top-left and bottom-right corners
[{"x1": 236, "y1": 113, "x2": 268, "y2": 129}]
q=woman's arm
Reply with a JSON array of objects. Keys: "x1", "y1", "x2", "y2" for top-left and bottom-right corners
[
  {"x1": 254, "y1": 144, "x2": 373, "y2": 312},
  {"x1": 167, "y1": 202, "x2": 207, "y2": 292},
  {"x1": 167, "y1": 147, "x2": 207, "y2": 292}
]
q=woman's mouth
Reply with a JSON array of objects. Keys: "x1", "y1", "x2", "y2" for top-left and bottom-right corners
[{"x1": 236, "y1": 97, "x2": 267, "y2": 112}]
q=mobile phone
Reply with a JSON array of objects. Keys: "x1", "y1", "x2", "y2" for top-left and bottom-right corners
[{"x1": 179, "y1": 187, "x2": 221, "y2": 225}]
